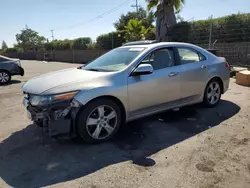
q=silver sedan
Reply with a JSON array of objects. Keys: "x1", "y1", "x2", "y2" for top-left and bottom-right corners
[{"x1": 22, "y1": 41, "x2": 230, "y2": 143}]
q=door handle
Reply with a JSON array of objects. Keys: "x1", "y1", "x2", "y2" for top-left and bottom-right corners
[
  {"x1": 201, "y1": 65, "x2": 207, "y2": 69},
  {"x1": 169, "y1": 72, "x2": 179, "y2": 77}
]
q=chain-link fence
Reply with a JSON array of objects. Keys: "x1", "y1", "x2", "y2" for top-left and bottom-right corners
[{"x1": 171, "y1": 15, "x2": 250, "y2": 67}]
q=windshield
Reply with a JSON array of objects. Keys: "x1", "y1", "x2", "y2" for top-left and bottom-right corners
[{"x1": 83, "y1": 47, "x2": 146, "y2": 71}]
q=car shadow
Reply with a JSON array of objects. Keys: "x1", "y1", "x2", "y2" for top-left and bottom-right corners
[
  {"x1": 0, "y1": 100, "x2": 240, "y2": 187},
  {"x1": 0, "y1": 80, "x2": 21, "y2": 86}
]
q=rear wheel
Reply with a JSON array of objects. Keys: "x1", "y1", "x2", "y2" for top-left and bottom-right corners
[
  {"x1": 76, "y1": 99, "x2": 122, "y2": 143},
  {"x1": 0, "y1": 70, "x2": 11, "y2": 84},
  {"x1": 203, "y1": 79, "x2": 222, "y2": 107}
]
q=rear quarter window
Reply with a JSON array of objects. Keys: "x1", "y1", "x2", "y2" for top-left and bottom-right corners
[
  {"x1": 177, "y1": 48, "x2": 207, "y2": 65},
  {"x1": 198, "y1": 52, "x2": 207, "y2": 61}
]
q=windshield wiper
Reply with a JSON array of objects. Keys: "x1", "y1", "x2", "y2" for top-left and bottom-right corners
[
  {"x1": 83, "y1": 68, "x2": 101, "y2": 72},
  {"x1": 83, "y1": 68, "x2": 115, "y2": 72}
]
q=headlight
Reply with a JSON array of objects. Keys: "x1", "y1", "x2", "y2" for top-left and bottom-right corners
[
  {"x1": 30, "y1": 91, "x2": 78, "y2": 106},
  {"x1": 30, "y1": 95, "x2": 52, "y2": 106}
]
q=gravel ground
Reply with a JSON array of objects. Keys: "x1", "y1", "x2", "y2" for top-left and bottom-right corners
[{"x1": 0, "y1": 60, "x2": 249, "y2": 188}]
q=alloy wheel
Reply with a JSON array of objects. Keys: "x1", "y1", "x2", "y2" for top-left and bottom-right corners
[
  {"x1": 0, "y1": 72, "x2": 10, "y2": 83},
  {"x1": 207, "y1": 82, "x2": 221, "y2": 105},
  {"x1": 86, "y1": 105, "x2": 117, "y2": 140}
]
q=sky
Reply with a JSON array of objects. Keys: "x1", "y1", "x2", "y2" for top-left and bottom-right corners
[{"x1": 1, "y1": 0, "x2": 249, "y2": 47}]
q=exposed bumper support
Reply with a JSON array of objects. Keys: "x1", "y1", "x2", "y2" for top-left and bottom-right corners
[{"x1": 24, "y1": 98, "x2": 81, "y2": 137}]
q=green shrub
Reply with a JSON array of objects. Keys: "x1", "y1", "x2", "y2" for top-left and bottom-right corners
[
  {"x1": 96, "y1": 32, "x2": 125, "y2": 49},
  {"x1": 172, "y1": 13, "x2": 250, "y2": 44}
]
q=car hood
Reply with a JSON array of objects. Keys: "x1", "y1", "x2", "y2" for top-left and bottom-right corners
[{"x1": 22, "y1": 68, "x2": 113, "y2": 95}]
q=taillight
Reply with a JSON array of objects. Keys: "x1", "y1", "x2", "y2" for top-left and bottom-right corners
[{"x1": 225, "y1": 62, "x2": 230, "y2": 69}]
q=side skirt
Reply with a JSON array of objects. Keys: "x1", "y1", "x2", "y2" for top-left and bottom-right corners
[{"x1": 127, "y1": 95, "x2": 202, "y2": 122}]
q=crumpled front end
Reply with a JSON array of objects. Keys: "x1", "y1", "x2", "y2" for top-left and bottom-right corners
[{"x1": 23, "y1": 94, "x2": 81, "y2": 137}]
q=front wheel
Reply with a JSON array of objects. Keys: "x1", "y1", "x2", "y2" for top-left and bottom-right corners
[
  {"x1": 76, "y1": 99, "x2": 122, "y2": 143},
  {"x1": 203, "y1": 79, "x2": 222, "y2": 107}
]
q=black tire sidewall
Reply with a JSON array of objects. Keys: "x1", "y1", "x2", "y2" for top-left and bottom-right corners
[
  {"x1": 203, "y1": 79, "x2": 222, "y2": 107},
  {"x1": 76, "y1": 99, "x2": 122, "y2": 143},
  {"x1": 0, "y1": 70, "x2": 11, "y2": 84}
]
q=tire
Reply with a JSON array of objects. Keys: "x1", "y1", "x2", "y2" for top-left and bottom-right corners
[
  {"x1": 0, "y1": 70, "x2": 11, "y2": 84},
  {"x1": 76, "y1": 98, "x2": 122, "y2": 143},
  {"x1": 203, "y1": 79, "x2": 222, "y2": 107}
]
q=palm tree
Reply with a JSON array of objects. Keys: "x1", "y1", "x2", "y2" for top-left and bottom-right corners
[
  {"x1": 146, "y1": 0, "x2": 185, "y2": 41},
  {"x1": 122, "y1": 19, "x2": 151, "y2": 42}
]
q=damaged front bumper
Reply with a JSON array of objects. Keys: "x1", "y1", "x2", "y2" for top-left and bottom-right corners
[{"x1": 23, "y1": 98, "x2": 81, "y2": 137}]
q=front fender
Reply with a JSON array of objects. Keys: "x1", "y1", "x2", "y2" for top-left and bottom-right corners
[{"x1": 73, "y1": 85, "x2": 129, "y2": 114}]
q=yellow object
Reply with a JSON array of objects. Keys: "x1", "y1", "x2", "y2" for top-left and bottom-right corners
[{"x1": 54, "y1": 91, "x2": 78, "y2": 101}]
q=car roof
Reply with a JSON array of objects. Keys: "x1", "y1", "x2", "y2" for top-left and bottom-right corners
[
  {"x1": 119, "y1": 42, "x2": 200, "y2": 50},
  {"x1": 119, "y1": 41, "x2": 215, "y2": 58},
  {"x1": 122, "y1": 40, "x2": 159, "y2": 46}
]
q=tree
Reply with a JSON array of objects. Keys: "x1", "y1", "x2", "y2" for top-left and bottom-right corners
[
  {"x1": 44, "y1": 37, "x2": 93, "y2": 51},
  {"x1": 145, "y1": 28, "x2": 156, "y2": 40},
  {"x1": 171, "y1": 13, "x2": 250, "y2": 44},
  {"x1": 146, "y1": 0, "x2": 185, "y2": 41},
  {"x1": 114, "y1": 7, "x2": 154, "y2": 31},
  {"x1": 73, "y1": 37, "x2": 92, "y2": 50},
  {"x1": 96, "y1": 32, "x2": 125, "y2": 49},
  {"x1": 16, "y1": 26, "x2": 46, "y2": 51},
  {"x1": 122, "y1": 19, "x2": 152, "y2": 42},
  {"x1": 49, "y1": 39, "x2": 73, "y2": 50},
  {"x1": 1, "y1": 41, "x2": 8, "y2": 50}
]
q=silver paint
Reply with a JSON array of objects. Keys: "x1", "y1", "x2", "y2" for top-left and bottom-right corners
[{"x1": 22, "y1": 42, "x2": 230, "y2": 122}]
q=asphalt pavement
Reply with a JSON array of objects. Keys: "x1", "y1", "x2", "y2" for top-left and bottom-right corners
[{"x1": 0, "y1": 60, "x2": 249, "y2": 188}]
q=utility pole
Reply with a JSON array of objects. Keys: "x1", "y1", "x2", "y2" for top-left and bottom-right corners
[
  {"x1": 50, "y1": 30, "x2": 55, "y2": 41},
  {"x1": 50, "y1": 30, "x2": 55, "y2": 61},
  {"x1": 136, "y1": 0, "x2": 138, "y2": 17},
  {"x1": 111, "y1": 32, "x2": 114, "y2": 49},
  {"x1": 208, "y1": 15, "x2": 213, "y2": 49},
  {"x1": 131, "y1": 0, "x2": 139, "y2": 19}
]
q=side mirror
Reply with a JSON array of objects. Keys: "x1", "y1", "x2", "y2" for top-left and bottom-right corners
[{"x1": 131, "y1": 64, "x2": 153, "y2": 76}]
